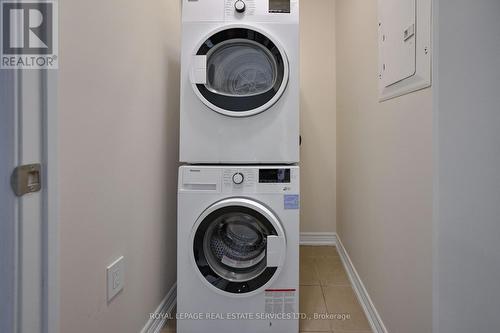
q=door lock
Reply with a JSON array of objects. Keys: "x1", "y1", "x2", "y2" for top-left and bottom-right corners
[{"x1": 11, "y1": 163, "x2": 42, "y2": 197}]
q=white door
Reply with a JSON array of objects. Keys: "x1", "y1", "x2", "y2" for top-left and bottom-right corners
[
  {"x1": 0, "y1": 68, "x2": 59, "y2": 333},
  {"x1": 190, "y1": 26, "x2": 290, "y2": 117},
  {"x1": 190, "y1": 198, "x2": 286, "y2": 297}
]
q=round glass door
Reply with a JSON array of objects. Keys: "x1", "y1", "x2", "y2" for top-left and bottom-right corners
[
  {"x1": 193, "y1": 27, "x2": 289, "y2": 117},
  {"x1": 206, "y1": 39, "x2": 277, "y2": 97},
  {"x1": 192, "y1": 199, "x2": 285, "y2": 295}
]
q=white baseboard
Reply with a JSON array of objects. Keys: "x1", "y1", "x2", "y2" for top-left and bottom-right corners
[
  {"x1": 334, "y1": 234, "x2": 388, "y2": 333},
  {"x1": 300, "y1": 232, "x2": 337, "y2": 246},
  {"x1": 140, "y1": 282, "x2": 177, "y2": 333}
]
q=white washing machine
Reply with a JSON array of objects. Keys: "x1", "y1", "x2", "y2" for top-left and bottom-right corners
[
  {"x1": 177, "y1": 165, "x2": 300, "y2": 333},
  {"x1": 180, "y1": 0, "x2": 300, "y2": 164}
]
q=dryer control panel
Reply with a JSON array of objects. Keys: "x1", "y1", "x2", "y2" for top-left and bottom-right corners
[
  {"x1": 224, "y1": 0, "x2": 298, "y2": 22},
  {"x1": 182, "y1": 0, "x2": 299, "y2": 23},
  {"x1": 225, "y1": 0, "x2": 257, "y2": 16}
]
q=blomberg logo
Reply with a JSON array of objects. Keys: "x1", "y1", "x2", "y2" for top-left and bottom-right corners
[{"x1": 1, "y1": 0, "x2": 58, "y2": 69}]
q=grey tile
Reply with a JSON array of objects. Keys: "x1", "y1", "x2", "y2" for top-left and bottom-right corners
[
  {"x1": 299, "y1": 285, "x2": 331, "y2": 332},
  {"x1": 322, "y1": 286, "x2": 371, "y2": 331}
]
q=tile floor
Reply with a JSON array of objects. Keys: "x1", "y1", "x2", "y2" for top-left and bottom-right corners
[{"x1": 162, "y1": 246, "x2": 372, "y2": 333}]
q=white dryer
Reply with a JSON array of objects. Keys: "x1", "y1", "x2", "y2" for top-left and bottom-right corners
[
  {"x1": 180, "y1": 0, "x2": 300, "y2": 164},
  {"x1": 177, "y1": 165, "x2": 300, "y2": 333}
]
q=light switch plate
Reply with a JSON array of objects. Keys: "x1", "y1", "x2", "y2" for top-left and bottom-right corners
[{"x1": 107, "y1": 256, "x2": 125, "y2": 302}]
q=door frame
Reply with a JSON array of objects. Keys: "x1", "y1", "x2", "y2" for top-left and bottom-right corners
[
  {"x1": 0, "y1": 67, "x2": 59, "y2": 333},
  {"x1": 0, "y1": 68, "x2": 19, "y2": 333}
]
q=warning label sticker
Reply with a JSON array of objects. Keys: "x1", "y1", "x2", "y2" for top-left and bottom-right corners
[{"x1": 265, "y1": 289, "x2": 297, "y2": 314}]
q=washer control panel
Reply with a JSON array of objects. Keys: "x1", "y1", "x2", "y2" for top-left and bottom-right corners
[
  {"x1": 179, "y1": 166, "x2": 299, "y2": 193},
  {"x1": 222, "y1": 167, "x2": 299, "y2": 194},
  {"x1": 232, "y1": 172, "x2": 245, "y2": 184},
  {"x1": 223, "y1": 169, "x2": 256, "y2": 187}
]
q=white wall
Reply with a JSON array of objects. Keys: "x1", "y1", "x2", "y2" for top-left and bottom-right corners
[
  {"x1": 58, "y1": 1, "x2": 181, "y2": 332},
  {"x1": 300, "y1": 0, "x2": 337, "y2": 233},
  {"x1": 335, "y1": 0, "x2": 433, "y2": 332},
  {"x1": 434, "y1": 1, "x2": 500, "y2": 332}
]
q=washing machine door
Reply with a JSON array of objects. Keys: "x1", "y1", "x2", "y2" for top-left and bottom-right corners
[
  {"x1": 190, "y1": 26, "x2": 289, "y2": 117},
  {"x1": 191, "y1": 198, "x2": 286, "y2": 296}
]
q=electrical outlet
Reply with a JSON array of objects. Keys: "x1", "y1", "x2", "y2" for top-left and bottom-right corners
[{"x1": 107, "y1": 256, "x2": 124, "y2": 302}]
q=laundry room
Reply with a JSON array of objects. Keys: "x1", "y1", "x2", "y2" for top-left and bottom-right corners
[{"x1": 1, "y1": 1, "x2": 500, "y2": 333}]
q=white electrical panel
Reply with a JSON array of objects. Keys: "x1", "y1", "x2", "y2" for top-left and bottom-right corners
[
  {"x1": 380, "y1": 0, "x2": 416, "y2": 86},
  {"x1": 378, "y1": 0, "x2": 432, "y2": 101}
]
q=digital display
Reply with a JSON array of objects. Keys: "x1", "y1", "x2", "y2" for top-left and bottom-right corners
[
  {"x1": 269, "y1": 0, "x2": 290, "y2": 13},
  {"x1": 259, "y1": 169, "x2": 291, "y2": 183}
]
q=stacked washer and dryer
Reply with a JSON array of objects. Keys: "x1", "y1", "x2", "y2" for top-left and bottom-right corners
[{"x1": 177, "y1": 0, "x2": 300, "y2": 332}]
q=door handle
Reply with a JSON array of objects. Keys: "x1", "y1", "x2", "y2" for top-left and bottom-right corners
[
  {"x1": 11, "y1": 163, "x2": 42, "y2": 197},
  {"x1": 266, "y1": 235, "x2": 285, "y2": 268},
  {"x1": 190, "y1": 55, "x2": 207, "y2": 84}
]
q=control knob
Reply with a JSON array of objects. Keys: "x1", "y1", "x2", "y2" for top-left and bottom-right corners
[
  {"x1": 235, "y1": 0, "x2": 246, "y2": 13},
  {"x1": 232, "y1": 172, "x2": 244, "y2": 185}
]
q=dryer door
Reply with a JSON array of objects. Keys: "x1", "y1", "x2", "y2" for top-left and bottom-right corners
[
  {"x1": 191, "y1": 198, "x2": 286, "y2": 296},
  {"x1": 190, "y1": 26, "x2": 289, "y2": 117}
]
